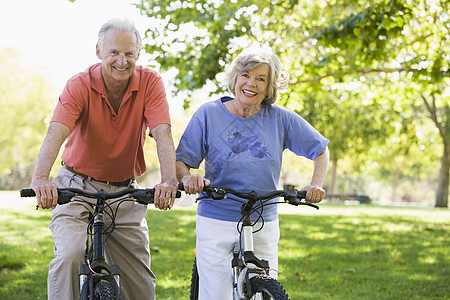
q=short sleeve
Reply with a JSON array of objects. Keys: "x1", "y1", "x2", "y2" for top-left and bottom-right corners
[
  {"x1": 143, "y1": 72, "x2": 171, "y2": 132},
  {"x1": 284, "y1": 111, "x2": 329, "y2": 160},
  {"x1": 51, "y1": 77, "x2": 87, "y2": 130},
  {"x1": 176, "y1": 107, "x2": 207, "y2": 169}
]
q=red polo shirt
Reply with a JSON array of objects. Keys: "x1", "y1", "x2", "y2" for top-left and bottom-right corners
[{"x1": 51, "y1": 63, "x2": 171, "y2": 181}]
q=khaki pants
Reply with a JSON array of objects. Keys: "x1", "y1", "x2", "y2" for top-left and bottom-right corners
[{"x1": 47, "y1": 166, "x2": 156, "y2": 300}]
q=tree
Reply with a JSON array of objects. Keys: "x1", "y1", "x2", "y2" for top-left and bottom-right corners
[
  {"x1": 137, "y1": 0, "x2": 448, "y2": 206},
  {"x1": 308, "y1": 0, "x2": 449, "y2": 206},
  {"x1": 0, "y1": 48, "x2": 56, "y2": 189}
]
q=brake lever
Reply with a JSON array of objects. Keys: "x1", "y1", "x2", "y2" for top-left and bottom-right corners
[
  {"x1": 201, "y1": 186, "x2": 226, "y2": 200},
  {"x1": 300, "y1": 202, "x2": 320, "y2": 210},
  {"x1": 283, "y1": 190, "x2": 319, "y2": 209},
  {"x1": 284, "y1": 190, "x2": 300, "y2": 205},
  {"x1": 131, "y1": 190, "x2": 155, "y2": 205}
]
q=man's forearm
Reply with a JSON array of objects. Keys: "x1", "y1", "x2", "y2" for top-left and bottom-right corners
[
  {"x1": 32, "y1": 122, "x2": 70, "y2": 182},
  {"x1": 152, "y1": 124, "x2": 177, "y2": 183}
]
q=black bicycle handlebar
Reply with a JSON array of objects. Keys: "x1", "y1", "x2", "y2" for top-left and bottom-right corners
[
  {"x1": 20, "y1": 188, "x2": 182, "y2": 205},
  {"x1": 178, "y1": 183, "x2": 319, "y2": 210}
]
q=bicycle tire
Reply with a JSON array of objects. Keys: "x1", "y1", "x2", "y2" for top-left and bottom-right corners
[
  {"x1": 189, "y1": 258, "x2": 199, "y2": 300},
  {"x1": 94, "y1": 281, "x2": 115, "y2": 300},
  {"x1": 248, "y1": 275, "x2": 289, "y2": 300}
]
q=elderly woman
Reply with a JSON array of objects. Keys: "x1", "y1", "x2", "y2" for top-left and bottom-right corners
[{"x1": 176, "y1": 45, "x2": 329, "y2": 299}]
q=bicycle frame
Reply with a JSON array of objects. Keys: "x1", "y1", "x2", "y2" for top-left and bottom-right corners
[{"x1": 79, "y1": 197, "x2": 122, "y2": 299}]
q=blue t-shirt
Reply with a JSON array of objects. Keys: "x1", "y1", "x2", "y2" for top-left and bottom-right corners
[{"x1": 176, "y1": 97, "x2": 329, "y2": 222}]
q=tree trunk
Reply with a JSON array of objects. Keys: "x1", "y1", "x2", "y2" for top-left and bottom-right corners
[
  {"x1": 327, "y1": 158, "x2": 338, "y2": 201},
  {"x1": 421, "y1": 95, "x2": 449, "y2": 208},
  {"x1": 435, "y1": 145, "x2": 449, "y2": 208}
]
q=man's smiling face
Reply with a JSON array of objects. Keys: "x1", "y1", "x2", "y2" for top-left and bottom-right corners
[{"x1": 96, "y1": 28, "x2": 139, "y2": 86}]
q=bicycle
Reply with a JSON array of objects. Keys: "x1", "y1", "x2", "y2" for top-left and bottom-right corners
[
  {"x1": 20, "y1": 187, "x2": 181, "y2": 300},
  {"x1": 178, "y1": 183, "x2": 319, "y2": 300}
]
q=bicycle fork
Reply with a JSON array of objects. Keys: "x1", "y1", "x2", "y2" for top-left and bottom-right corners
[
  {"x1": 79, "y1": 201, "x2": 121, "y2": 299},
  {"x1": 233, "y1": 221, "x2": 270, "y2": 300}
]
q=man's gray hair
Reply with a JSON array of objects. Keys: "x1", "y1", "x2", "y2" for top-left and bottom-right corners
[{"x1": 97, "y1": 18, "x2": 142, "y2": 55}]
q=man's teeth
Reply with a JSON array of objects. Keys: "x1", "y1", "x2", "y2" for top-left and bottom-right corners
[{"x1": 114, "y1": 66, "x2": 127, "y2": 71}]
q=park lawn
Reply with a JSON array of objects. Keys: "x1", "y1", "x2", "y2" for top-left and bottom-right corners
[
  {"x1": 0, "y1": 208, "x2": 53, "y2": 299},
  {"x1": 0, "y1": 203, "x2": 448, "y2": 299},
  {"x1": 277, "y1": 208, "x2": 449, "y2": 299}
]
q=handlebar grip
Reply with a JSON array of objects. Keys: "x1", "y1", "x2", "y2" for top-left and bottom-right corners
[
  {"x1": 132, "y1": 189, "x2": 182, "y2": 205},
  {"x1": 296, "y1": 191, "x2": 319, "y2": 209},
  {"x1": 20, "y1": 189, "x2": 36, "y2": 197},
  {"x1": 178, "y1": 182, "x2": 212, "y2": 193}
]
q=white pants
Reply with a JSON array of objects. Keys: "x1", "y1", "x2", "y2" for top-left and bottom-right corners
[{"x1": 196, "y1": 215, "x2": 280, "y2": 300}]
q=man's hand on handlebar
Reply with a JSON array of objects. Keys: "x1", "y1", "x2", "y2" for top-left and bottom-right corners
[
  {"x1": 153, "y1": 179, "x2": 179, "y2": 210},
  {"x1": 181, "y1": 174, "x2": 210, "y2": 195},
  {"x1": 30, "y1": 178, "x2": 58, "y2": 210}
]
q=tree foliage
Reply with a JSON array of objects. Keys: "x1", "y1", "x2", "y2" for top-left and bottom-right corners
[{"x1": 137, "y1": 0, "x2": 449, "y2": 206}]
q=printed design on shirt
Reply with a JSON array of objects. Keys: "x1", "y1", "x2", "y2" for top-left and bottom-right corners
[{"x1": 226, "y1": 131, "x2": 270, "y2": 159}]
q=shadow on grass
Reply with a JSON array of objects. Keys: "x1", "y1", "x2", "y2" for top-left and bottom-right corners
[{"x1": 0, "y1": 244, "x2": 26, "y2": 270}]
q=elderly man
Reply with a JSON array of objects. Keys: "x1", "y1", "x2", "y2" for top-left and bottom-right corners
[{"x1": 30, "y1": 18, "x2": 178, "y2": 299}]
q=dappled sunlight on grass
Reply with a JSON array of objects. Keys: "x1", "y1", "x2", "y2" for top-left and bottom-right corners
[
  {"x1": 0, "y1": 201, "x2": 448, "y2": 299},
  {"x1": 278, "y1": 209, "x2": 449, "y2": 299}
]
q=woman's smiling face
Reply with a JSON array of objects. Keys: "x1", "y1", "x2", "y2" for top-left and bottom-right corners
[{"x1": 234, "y1": 63, "x2": 270, "y2": 108}]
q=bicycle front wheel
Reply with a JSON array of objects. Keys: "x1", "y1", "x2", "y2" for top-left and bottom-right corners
[
  {"x1": 189, "y1": 258, "x2": 199, "y2": 300},
  {"x1": 94, "y1": 281, "x2": 115, "y2": 300},
  {"x1": 248, "y1": 275, "x2": 289, "y2": 300}
]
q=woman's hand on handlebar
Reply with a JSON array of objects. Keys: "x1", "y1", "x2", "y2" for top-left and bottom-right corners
[
  {"x1": 181, "y1": 175, "x2": 210, "y2": 194},
  {"x1": 30, "y1": 178, "x2": 58, "y2": 210},
  {"x1": 300, "y1": 185, "x2": 325, "y2": 203}
]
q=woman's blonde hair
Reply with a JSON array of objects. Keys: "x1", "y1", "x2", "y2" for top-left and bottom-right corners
[{"x1": 225, "y1": 45, "x2": 288, "y2": 105}]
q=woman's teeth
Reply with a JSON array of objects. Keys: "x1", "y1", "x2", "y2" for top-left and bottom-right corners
[{"x1": 243, "y1": 90, "x2": 256, "y2": 96}]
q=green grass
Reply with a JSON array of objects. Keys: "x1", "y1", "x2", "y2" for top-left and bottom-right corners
[
  {"x1": 0, "y1": 208, "x2": 53, "y2": 299},
  {"x1": 0, "y1": 203, "x2": 448, "y2": 299},
  {"x1": 277, "y1": 209, "x2": 449, "y2": 299}
]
